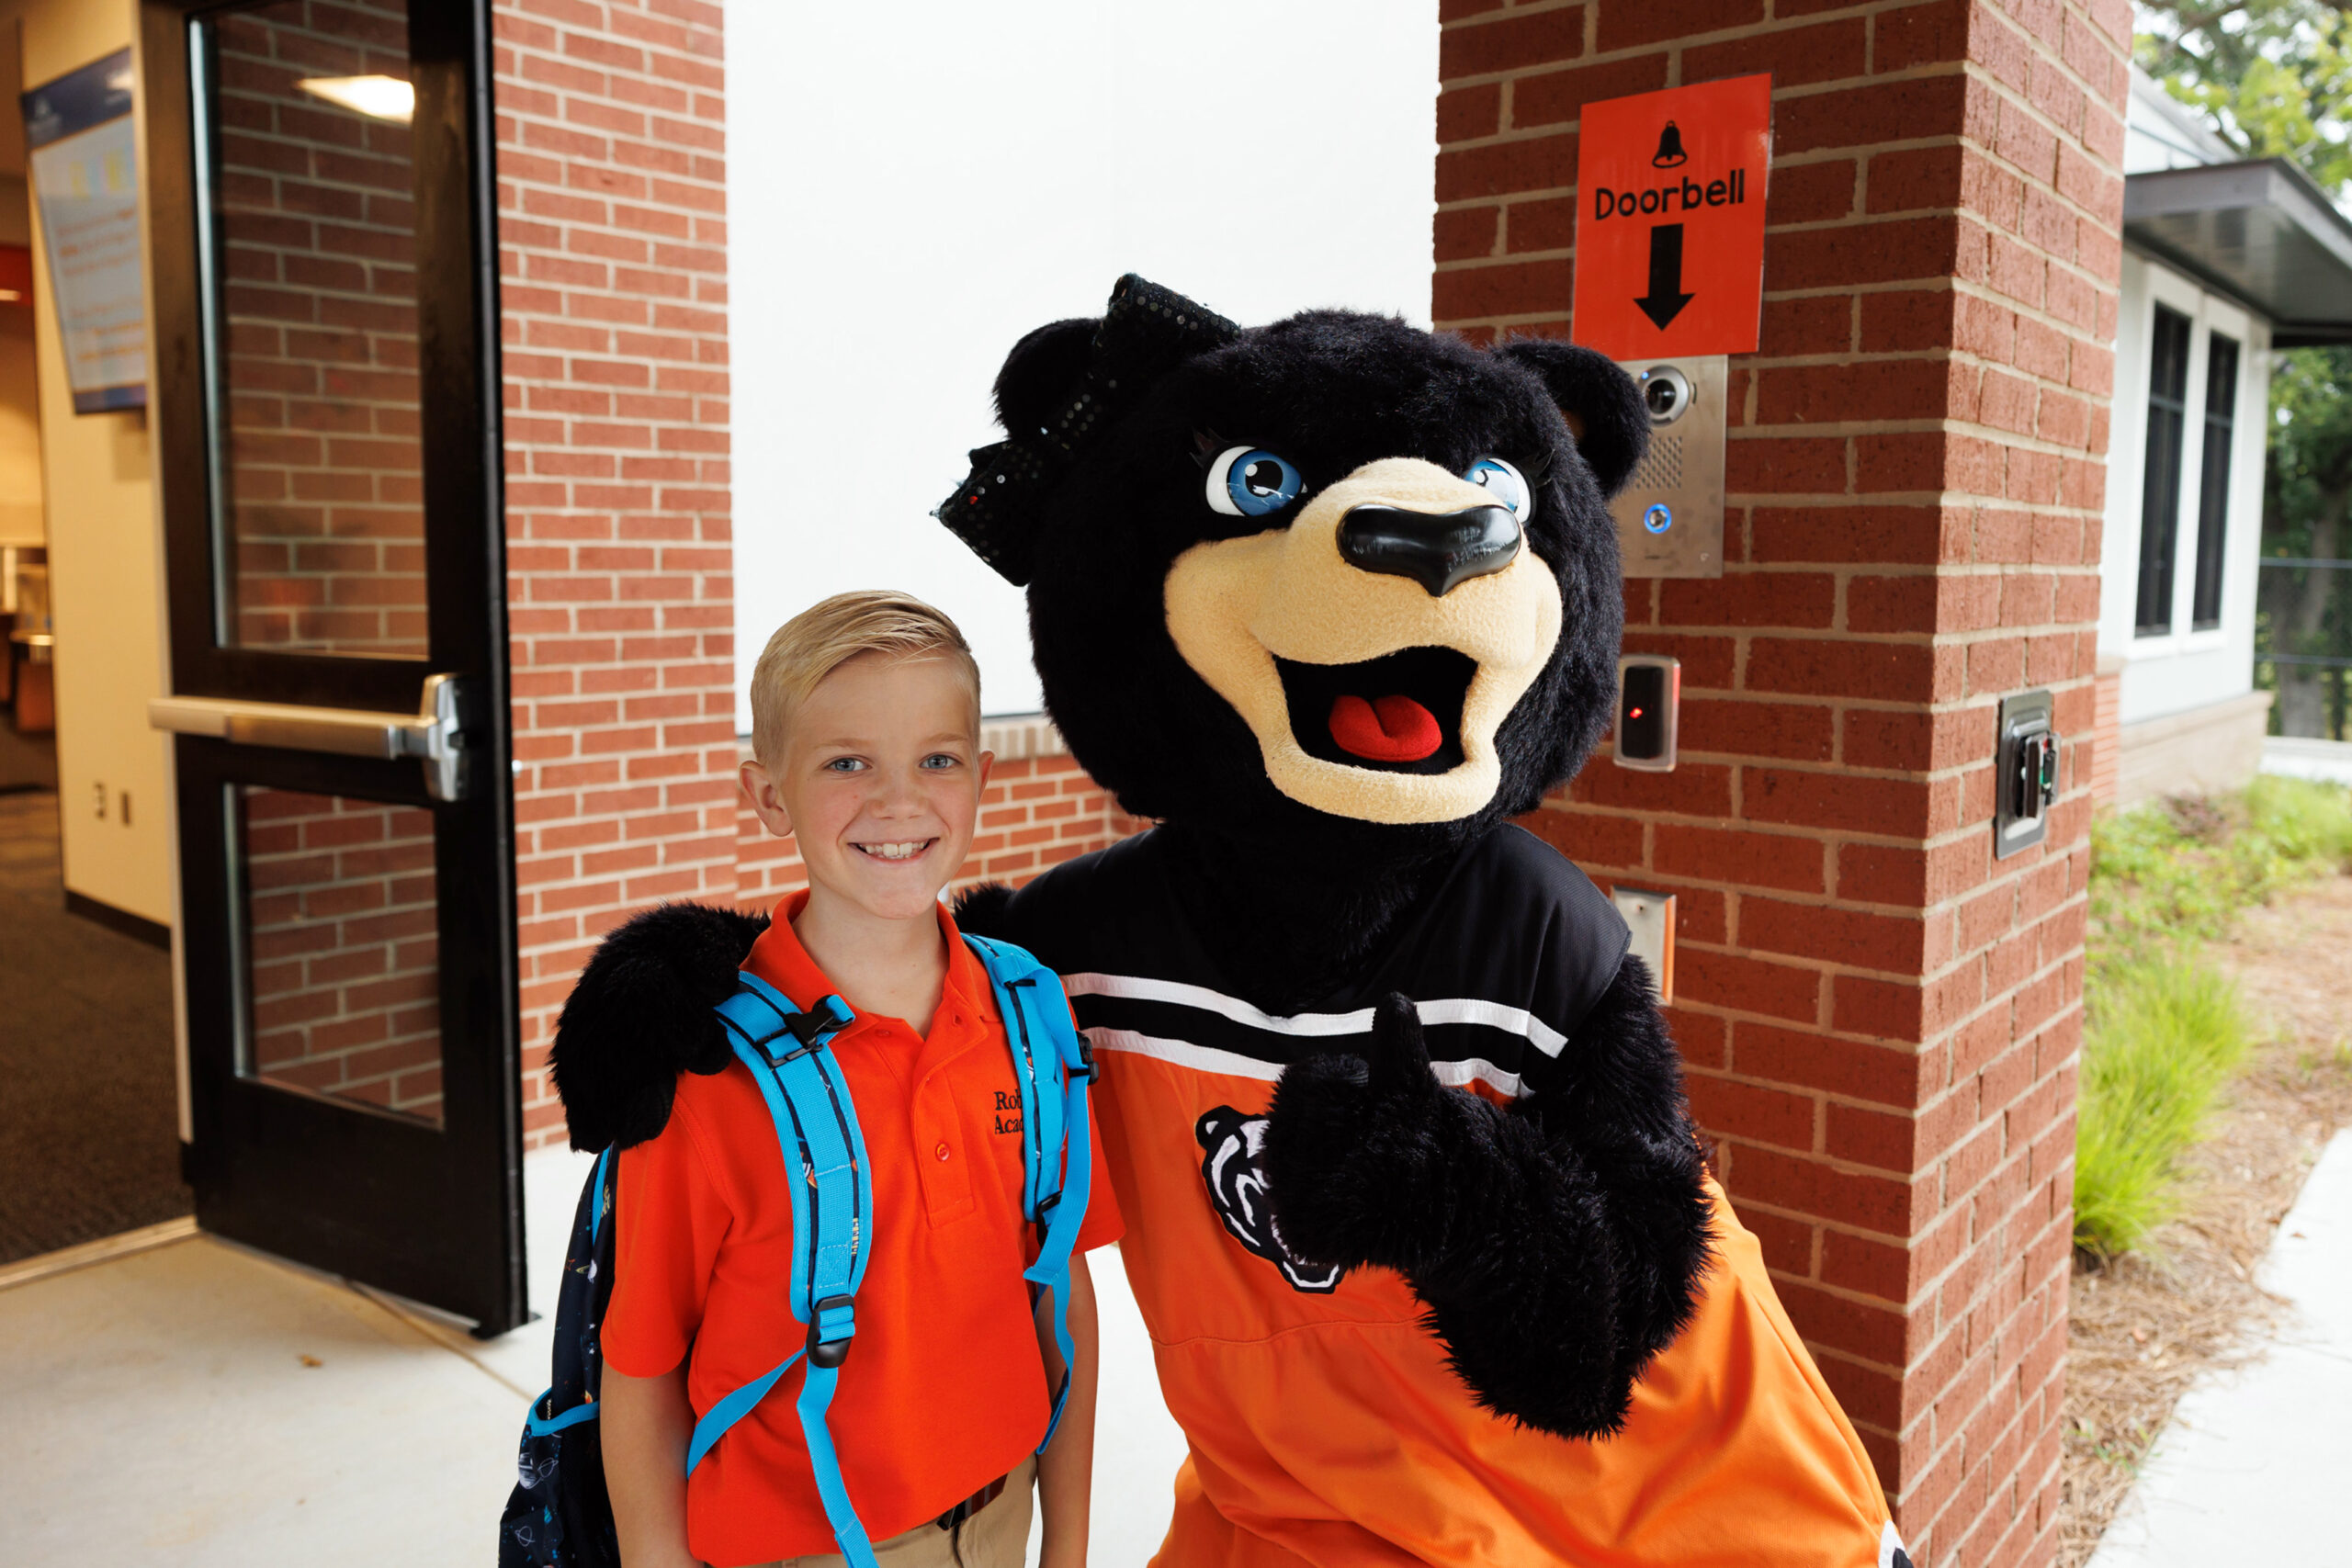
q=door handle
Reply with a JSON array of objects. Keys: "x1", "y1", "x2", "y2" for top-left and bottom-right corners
[{"x1": 150, "y1": 673, "x2": 481, "y2": 802}]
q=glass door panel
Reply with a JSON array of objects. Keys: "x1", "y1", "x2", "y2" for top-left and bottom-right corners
[
  {"x1": 205, "y1": 0, "x2": 427, "y2": 657},
  {"x1": 238, "y1": 784, "x2": 444, "y2": 1125}
]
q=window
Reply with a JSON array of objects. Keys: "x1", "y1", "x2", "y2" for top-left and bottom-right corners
[
  {"x1": 2135, "y1": 305, "x2": 2191, "y2": 636},
  {"x1": 2190, "y1": 332, "x2": 2239, "y2": 631}
]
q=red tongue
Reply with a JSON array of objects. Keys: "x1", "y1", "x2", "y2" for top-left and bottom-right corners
[{"x1": 1329, "y1": 694, "x2": 1442, "y2": 763}]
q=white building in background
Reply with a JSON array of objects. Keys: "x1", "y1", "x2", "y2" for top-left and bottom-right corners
[{"x1": 2098, "y1": 68, "x2": 2352, "y2": 802}]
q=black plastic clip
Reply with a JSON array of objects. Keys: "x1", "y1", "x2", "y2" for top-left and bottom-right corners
[
  {"x1": 753, "y1": 996, "x2": 853, "y2": 1070},
  {"x1": 807, "y1": 1293, "x2": 855, "y2": 1370}
]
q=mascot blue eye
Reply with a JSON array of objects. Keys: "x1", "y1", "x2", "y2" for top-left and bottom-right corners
[
  {"x1": 1464, "y1": 457, "x2": 1534, "y2": 524},
  {"x1": 1206, "y1": 446, "x2": 1305, "y2": 518}
]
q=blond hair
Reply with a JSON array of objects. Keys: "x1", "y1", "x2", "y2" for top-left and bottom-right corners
[{"x1": 750, "y1": 590, "x2": 980, "y2": 766}]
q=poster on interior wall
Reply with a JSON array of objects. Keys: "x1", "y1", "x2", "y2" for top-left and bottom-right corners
[{"x1": 19, "y1": 50, "x2": 145, "y2": 414}]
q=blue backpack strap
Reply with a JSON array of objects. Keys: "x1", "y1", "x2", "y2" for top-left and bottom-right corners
[
  {"x1": 684, "y1": 973, "x2": 878, "y2": 1568},
  {"x1": 962, "y1": 933, "x2": 1095, "y2": 1451}
]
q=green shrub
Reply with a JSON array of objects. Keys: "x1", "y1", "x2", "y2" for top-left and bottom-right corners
[
  {"x1": 2087, "y1": 777, "x2": 2352, "y2": 970},
  {"x1": 2074, "y1": 959, "x2": 2251, "y2": 1258},
  {"x1": 2075, "y1": 778, "x2": 2346, "y2": 1258},
  {"x1": 2239, "y1": 774, "x2": 2352, "y2": 877}
]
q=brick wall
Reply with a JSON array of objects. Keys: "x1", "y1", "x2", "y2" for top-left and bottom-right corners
[
  {"x1": 214, "y1": 0, "x2": 427, "y2": 656},
  {"x1": 492, "y1": 0, "x2": 736, "y2": 1147},
  {"x1": 1435, "y1": 4, "x2": 2126, "y2": 1563}
]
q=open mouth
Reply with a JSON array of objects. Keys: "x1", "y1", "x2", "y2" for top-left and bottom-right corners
[
  {"x1": 1273, "y1": 647, "x2": 1476, "y2": 774},
  {"x1": 853, "y1": 839, "x2": 936, "y2": 863}
]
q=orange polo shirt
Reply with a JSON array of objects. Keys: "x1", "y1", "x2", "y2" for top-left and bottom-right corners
[{"x1": 602, "y1": 894, "x2": 1123, "y2": 1567}]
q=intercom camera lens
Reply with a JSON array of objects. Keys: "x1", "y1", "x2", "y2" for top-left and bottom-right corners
[{"x1": 1639, "y1": 366, "x2": 1692, "y2": 425}]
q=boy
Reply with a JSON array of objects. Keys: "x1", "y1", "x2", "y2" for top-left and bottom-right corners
[{"x1": 601, "y1": 591, "x2": 1121, "y2": 1568}]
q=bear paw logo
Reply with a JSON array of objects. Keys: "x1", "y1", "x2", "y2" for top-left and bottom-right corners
[{"x1": 1195, "y1": 1106, "x2": 1344, "y2": 1293}]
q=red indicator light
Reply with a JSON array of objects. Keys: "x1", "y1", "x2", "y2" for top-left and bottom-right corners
[{"x1": 1628, "y1": 706, "x2": 1644, "y2": 719}]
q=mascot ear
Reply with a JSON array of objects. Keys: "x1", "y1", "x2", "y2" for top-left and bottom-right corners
[
  {"x1": 1491, "y1": 339, "x2": 1648, "y2": 501},
  {"x1": 994, "y1": 317, "x2": 1099, "y2": 438}
]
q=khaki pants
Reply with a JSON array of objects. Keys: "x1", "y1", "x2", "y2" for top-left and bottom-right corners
[{"x1": 752, "y1": 1458, "x2": 1035, "y2": 1568}]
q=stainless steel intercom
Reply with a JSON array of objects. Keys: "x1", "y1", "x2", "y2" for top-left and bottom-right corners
[
  {"x1": 1610, "y1": 355, "x2": 1726, "y2": 579},
  {"x1": 1994, "y1": 689, "x2": 2060, "y2": 860}
]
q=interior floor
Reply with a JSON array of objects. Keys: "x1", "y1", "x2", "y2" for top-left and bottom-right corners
[{"x1": 0, "y1": 788, "x2": 188, "y2": 1265}]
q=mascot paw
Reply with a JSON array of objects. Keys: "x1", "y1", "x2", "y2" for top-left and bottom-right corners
[
  {"x1": 550, "y1": 901, "x2": 768, "y2": 1152},
  {"x1": 1263, "y1": 993, "x2": 1484, "y2": 1277}
]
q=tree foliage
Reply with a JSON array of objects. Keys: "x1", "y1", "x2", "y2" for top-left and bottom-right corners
[{"x1": 2137, "y1": 2, "x2": 2352, "y2": 188}]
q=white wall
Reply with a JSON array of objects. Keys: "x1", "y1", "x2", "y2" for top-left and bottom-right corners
[
  {"x1": 2099, "y1": 251, "x2": 2270, "y2": 727},
  {"x1": 725, "y1": 0, "x2": 1439, "y2": 722},
  {"x1": 12, "y1": 0, "x2": 173, "y2": 924}
]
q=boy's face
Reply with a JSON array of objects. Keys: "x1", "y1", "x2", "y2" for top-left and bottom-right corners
[{"x1": 741, "y1": 653, "x2": 990, "y2": 924}]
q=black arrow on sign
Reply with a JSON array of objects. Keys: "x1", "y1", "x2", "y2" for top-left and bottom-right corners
[{"x1": 1635, "y1": 223, "x2": 1694, "y2": 331}]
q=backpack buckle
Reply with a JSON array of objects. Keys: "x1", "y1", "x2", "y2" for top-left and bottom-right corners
[
  {"x1": 807, "y1": 1293, "x2": 856, "y2": 1369},
  {"x1": 753, "y1": 995, "x2": 854, "y2": 1069},
  {"x1": 1076, "y1": 1036, "x2": 1097, "y2": 1083}
]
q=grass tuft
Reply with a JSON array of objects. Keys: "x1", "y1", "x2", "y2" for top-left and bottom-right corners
[
  {"x1": 2075, "y1": 776, "x2": 2352, "y2": 1258},
  {"x1": 2073, "y1": 961, "x2": 2249, "y2": 1258}
]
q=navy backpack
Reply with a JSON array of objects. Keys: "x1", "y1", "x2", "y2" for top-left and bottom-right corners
[{"x1": 498, "y1": 935, "x2": 1095, "y2": 1568}]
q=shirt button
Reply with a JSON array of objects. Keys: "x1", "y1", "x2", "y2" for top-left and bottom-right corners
[{"x1": 934, "y1": 1142, "x2": 952, "y2": 1162}]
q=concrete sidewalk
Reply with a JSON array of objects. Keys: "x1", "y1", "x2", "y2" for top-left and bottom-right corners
[
  {"x1": 0, "y1": 1146, "x2": 1188, "y2": 1567},
  {"x1": 2088, "y1": 1129, "x2": 2352, "y2": 1566}
]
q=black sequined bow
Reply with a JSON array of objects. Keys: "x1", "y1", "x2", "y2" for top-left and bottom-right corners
[{"x1": 934, "y1": 274, "x2": 1239, "y2": 585}]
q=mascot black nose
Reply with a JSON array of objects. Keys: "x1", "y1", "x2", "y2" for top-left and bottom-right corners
[{"x1": 1337, "y1": 503, "x2": 1522, "y2": 597}]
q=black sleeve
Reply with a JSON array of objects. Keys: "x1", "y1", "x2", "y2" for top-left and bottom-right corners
[
  {"x1": 1263, "y1": 953, "x2": 1713, "y2": 1439},
  {"x1": 548, "y1": 901, "x2": 767, "y2": 1152},
  {"x1": 1422, "y1": 954, "x2": 1713, "y2": 1432}
]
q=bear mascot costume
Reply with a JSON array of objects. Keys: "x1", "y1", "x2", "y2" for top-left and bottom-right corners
[{"x1": 556, "y1": 276, "x2": 1909, "y2": 1567}]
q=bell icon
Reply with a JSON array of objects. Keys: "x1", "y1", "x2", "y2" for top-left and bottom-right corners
[{"x1": 1652, "y1": 121, "x2": 1689, "y2": 168}]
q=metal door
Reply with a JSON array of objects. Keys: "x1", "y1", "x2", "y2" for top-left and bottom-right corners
[{"x1": 141, "y1": 0, "x2": 523, "y2": 1333}]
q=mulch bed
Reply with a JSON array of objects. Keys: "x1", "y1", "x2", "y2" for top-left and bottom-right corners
[{"x1": 2057, "y1": 873, "x2": 2352, "y2": 1566}]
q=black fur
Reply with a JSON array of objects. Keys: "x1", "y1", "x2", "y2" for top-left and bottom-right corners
[
  {"x1": 992, "y1": 318, "x2": 1097, "y2": 437},
  {"x1": 1492, "y1": 338, "x2": 1650, "y2": 501},
  {"x1": 1023, "y1": 310, "x2": 1641, "y2": 839},
  {"x1": 949, "y1": 879, "x2": 1017, "y2": 939},
  {"x1": 549, "y1": 287, "x2": 1703, "y2": 1440},
  {"x1": 549, "y1": 902, "x2": 769, "y2": 1152},
  {"x1": 1261, "y1": 961, "x2": 1712, "y2": 1438}
]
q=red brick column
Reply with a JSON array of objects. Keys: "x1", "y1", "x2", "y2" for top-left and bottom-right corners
[
  {"x1": 1435, "y1": 5, "x2": 2126, "y2": 1563},
  {"x1": 492, "y1": 0, "x2": 736, "y2": 1147}
]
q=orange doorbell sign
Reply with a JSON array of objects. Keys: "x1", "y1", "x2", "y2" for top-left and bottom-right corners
[{"x1": 1571, "y1": 74, "x2": 1772, "y2": 359}]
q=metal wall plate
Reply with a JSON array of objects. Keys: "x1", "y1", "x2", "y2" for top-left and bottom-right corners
[
  {"x1": 1609, "y1": 354, "x2": 1727, "y2": 578},
  {"x1": 1609, "y1": 886, "x2": 1677, "y2": 1003},
  {"x1": 1994, "y1": 688, "x2": 2058, "y2": 861}
]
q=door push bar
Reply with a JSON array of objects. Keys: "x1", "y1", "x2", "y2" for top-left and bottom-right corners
[{"x1": 149, "y1": 673, "x2": 481, "y2": 802}]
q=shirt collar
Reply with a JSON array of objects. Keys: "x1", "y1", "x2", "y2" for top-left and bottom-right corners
[{"x1": 741, "y1": 889, "x2": 988, "y2": 1042}]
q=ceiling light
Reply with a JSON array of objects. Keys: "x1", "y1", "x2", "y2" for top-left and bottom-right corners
[{"x1": 295, "y1": 75, "x2": 413, "y2": 123}]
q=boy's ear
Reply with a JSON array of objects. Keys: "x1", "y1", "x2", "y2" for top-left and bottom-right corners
[
  {"x1": 993, "y1": 318, "x2": 1098, "y2": 439},
  {"x1": 1490, "y1": 339, "x2": 1648, "y2": 500},
  {"x1": 740, "y1": 758, "x2": 792, "y2": 840}
]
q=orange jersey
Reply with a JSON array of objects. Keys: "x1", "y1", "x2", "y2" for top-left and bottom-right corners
[{"x1": 1002, "y1": 829, "x2": 1896, "y2": 1568}]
